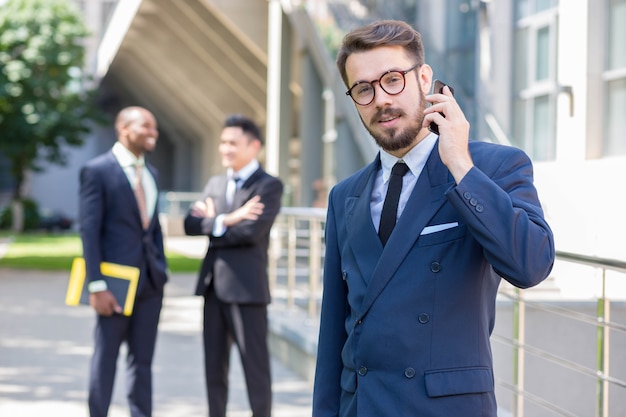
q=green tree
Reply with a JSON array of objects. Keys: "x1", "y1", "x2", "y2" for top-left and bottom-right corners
[{"x1": 0, "y1": 0, "x2": 106, "y2": 231}]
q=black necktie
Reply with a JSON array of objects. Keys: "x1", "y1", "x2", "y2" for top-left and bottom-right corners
[
  {"x1": 379, "y1": 162, "x2": 409, "y2": 246},
  {"x1": 226, "y1": 175, "x2": 240, "y2": 209}
]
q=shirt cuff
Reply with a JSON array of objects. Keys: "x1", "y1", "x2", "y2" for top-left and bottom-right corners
[
  {"x1": 212, "y1": 214, "x2": 227, "y2": 237},
  {"x1": 88, "y1": 280, "x2": 108, "y2": 293}
]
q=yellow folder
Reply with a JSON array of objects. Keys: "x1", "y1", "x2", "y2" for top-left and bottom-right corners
[{"x1": 65, "y1": 257, "x2": 140, "y2": 316}]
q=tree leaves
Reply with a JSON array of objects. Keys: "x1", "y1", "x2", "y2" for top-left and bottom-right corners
[{"x1": 0, "y1": 0, "x2": 107, "y2": 200}]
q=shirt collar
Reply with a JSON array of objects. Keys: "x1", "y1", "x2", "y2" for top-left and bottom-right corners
[
  {"x1": 228, "y1": 159, "x2": 259, "y2": 183},
  {"x1": 112, "y1": 141, "x2": 145, "y2": 168},
  {"x1": 379, "y1": 133, "x2": 438, "y2": 183}
]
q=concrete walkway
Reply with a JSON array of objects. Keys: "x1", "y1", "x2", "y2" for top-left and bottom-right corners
[{"x1": 0, "y1": 266, "x2": 313, "y2": 416}]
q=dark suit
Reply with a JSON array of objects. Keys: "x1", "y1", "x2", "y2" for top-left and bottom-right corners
[
  {"x1": 184, "y1": 166, "x2": 283, "y2": 417},
  {"x1": 80, "y1": 150, "x2": 168, "y2": 417},
  {"x1": 313, "y1": 141, "x2": 555, "y2": 417}
]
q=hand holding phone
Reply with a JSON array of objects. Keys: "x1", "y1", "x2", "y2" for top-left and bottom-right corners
[{"x1": 428, "y1": 79, "x2": 454, "y2": 135}]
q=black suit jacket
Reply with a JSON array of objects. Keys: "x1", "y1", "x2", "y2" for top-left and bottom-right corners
[
  {"x1": 184, "y1": 167, "x2": 283, "y2": 303},
  {"x1": 79, "y1": 151, "x2": 168, "y2": 297}
]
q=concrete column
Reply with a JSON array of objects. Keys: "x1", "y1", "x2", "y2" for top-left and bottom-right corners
[
  {"x1": 299, "y1": 54, "x2": 323, "y2": 207},
  {"x1": 265, "y1": 0, "x2": 283, "y2": 177}
]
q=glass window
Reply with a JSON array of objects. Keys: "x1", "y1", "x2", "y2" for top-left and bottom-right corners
[
  {"x1": 513, "y1": 99, "x2": 527, "y2": 149},
  {"x1": 535, "y1": 26, "x2": 550, "y2": 81},
  {"x1": 536, "y1": 0, "x2": 558, "y2": 13},
  {"x1": 533, "y1": 95, "x2": 555, "y2": 160},
  {"x1": 513, "y1": 6, "x2": 557, "y2": 160},
  {"x1": 606, "y1": 78, "x2": 626, "y2": 155},
  {"x1": 514, "y1": 28, "x2": 529, "y2": 91},
  {"x1": 517, "y1": 0, "x2": 558, "y2": 19},
  {"x1": 609, "y1": 0, "x2": 626, "y2": 70}
]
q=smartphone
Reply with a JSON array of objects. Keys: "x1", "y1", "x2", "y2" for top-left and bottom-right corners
[{"x1": 428, "y1": 79, "x2": 454, "y2": 135}]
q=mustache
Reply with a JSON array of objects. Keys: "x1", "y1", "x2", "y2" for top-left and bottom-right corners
[{"x1": 371, "y1": 108, "x2": 405, "y2": 123}]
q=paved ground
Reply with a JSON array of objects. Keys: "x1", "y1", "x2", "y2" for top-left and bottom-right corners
[{"x1": 0, "y1": 266, "x2": 313, "y2": 417}]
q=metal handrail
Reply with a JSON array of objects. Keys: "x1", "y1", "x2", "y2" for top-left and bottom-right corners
[{"x1": 493, "y1": 253, "x2": 625, "y2": 417}]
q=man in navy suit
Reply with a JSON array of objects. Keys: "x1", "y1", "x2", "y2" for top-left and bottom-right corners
[
  {"x1": 312, "y1": 20, "x2": 555, "y2": 417},
  {"x1": 184, "y1": 114, "x2": 283, "y2": 417},
  {"x1": 79, "y1": 106, "x2": 168, "y2": 417}
]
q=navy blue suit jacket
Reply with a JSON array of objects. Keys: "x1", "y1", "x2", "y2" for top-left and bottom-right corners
[
  {"x1": 313, "y1": 141, "x2": 554, "y2": 417},
  {"x1": 79, "y1": 150, "x2": 168, "y2": 298}
]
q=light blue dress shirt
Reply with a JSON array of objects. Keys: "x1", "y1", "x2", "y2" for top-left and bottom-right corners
[{"x1": 370, "y1": 133, "x2": 438, "y2": 232}]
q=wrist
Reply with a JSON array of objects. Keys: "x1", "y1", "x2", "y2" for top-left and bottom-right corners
[{"x1": 88, "y1": 280, "x2": 108, "y2": 293}]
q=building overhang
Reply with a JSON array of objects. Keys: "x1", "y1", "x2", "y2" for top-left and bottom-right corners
[{"x1": 95, "y1": 0, "x2": 268, "y2": 144}]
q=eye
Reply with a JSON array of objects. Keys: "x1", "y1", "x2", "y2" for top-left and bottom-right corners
[
  {"x1": 353, "y1": 83, "x2": 373, "y2": 97},
  {"x1": 382, "y1": 72, "x2": 403, "y2": 85}
]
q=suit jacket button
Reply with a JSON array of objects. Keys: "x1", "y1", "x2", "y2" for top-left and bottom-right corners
[
  {"x1": 463, "y1": 191, "x2": 471, "y2": 200},
  {"x1": 470, "y1": 197, "x2": 478, "y2": 206},
  {"x1": 430, "y1": 262, "x2": 441, "y2": 273},
  {"x1": 476, "y1": 204, "x2": 484, "y2": 212},
  {"x1": 418, "y1": 313, "x2": 430, "y2": 324},
  {"x1": 358, "y1": 366, "x2": 368, "y2": 376},
  {"x1": 404, "y1": 368, "x2": 416, "y2": 379}
]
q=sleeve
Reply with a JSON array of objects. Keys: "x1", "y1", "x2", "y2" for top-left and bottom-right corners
[
  {"x1": 312, "y1": 187, "x2": 348, "y2": 416},
  {"x1": 79, "y1": 165, "x2": 106, "y2": 284},
  {"x1": 209, "y1": 177, "x2": 284, "y2": 248},
  {"x1": 184, "y1": 177, "x2": 218, "y2": 237},
  {"x1": 446, "y1": 146, "x2": 555, "y2": 288}
]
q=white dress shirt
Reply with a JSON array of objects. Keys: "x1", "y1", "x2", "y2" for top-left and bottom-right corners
[
  {"x1": 112, "y1": 141, "x2": 158, "y2": 220},
  {"x1": 212, "y1": 159, "x2": 260, "y2": 237},
  {"x1": 370, "y1": 133, "x2": 438, "y2": 232}
]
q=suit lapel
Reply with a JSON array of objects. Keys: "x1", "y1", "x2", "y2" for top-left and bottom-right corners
[
  {"x1": 358, "y1": 143, "x2": 455, "y2": 319},
  {"x1": 232, "y1": 167, "x2": 263, "y2": 209},
  {"x1": 212, "y1": 174, "x2": 228, "y2": 214},
  {"x1": 345, "y1": 159, "x2": 382, "y2": 285},
  {"x1": 107, "y1": 152, "x2": 143, "y2": 226}
]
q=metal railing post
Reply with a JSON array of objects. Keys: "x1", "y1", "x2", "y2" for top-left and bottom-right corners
[
  {"x1": 513, "y1": 287, "x2": 526, "y2": 417},
  {"x1": 287, "y1": 215, "x2": 297, "y2": 309},
  {"x1": 596, "y1": 267, "x2": 610, "y2": 417},
  {"x1": 308, "y1": 217, "x2": 321, "y2": 317}
]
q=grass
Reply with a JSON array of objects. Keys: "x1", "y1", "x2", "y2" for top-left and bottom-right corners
[{"x1": 0, "y1": 232, "x2": 201, "y2": 273}]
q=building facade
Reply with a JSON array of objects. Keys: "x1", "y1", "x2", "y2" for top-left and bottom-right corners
[{"x1": 16, "y1": 0, "x2": 625, "y2": 259}]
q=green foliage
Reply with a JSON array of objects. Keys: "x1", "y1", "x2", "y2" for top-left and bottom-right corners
[
  {"x1": 315, "y1": 21, "x2": 345, "y2": 60},
  {"x1": 0, "y1": 233, "x2": 202, "y2": 272},
  {"x1": 0, "y1": 198, "x2": 40, "y2": 230},
  {"x1": 0, "y1": 0, "x2": 107, "y2": 198}
]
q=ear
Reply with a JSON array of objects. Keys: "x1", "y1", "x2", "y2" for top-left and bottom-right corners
[
  {"x1": 250, "y1": 138, "x2": 262, "y2": 153},
  {"x1": 417, "y1": 64, "x2": 433, "y2": 95}
]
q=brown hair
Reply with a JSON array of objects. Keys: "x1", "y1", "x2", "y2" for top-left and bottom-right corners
[{"x1": 336, "y1": 20, "x2": 425, "y2": 87}]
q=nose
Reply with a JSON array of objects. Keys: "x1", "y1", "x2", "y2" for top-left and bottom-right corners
[{"x1": 371, "y1": 82, "x2": 393, "y2": 106}]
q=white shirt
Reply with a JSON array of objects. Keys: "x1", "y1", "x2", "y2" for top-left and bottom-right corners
[
  {"x1": 370, "y1": 133, "x2": 438, "y2": 232},
  {"x1": 112, "y1": 141, "x2": 157, "y2": 219},
  {"x1": 89, "y1": 142, "x2": 158, "y2": 293},
  {"x1": 213, "y1": 159, "x2": 260, "y2": 236}
]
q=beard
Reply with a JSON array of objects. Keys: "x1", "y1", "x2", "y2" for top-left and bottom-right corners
[{"x1": 362, "y1": 89, "x2": 427, "y2": 152}]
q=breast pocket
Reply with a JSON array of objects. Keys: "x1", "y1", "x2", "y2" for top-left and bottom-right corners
[{"x1": 417, "y1": 224, "x2": 466, "y2": 247}]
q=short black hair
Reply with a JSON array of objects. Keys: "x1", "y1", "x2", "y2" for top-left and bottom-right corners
[{"x1": 224, "y1": 114, "x2": 263, "y2": 145}]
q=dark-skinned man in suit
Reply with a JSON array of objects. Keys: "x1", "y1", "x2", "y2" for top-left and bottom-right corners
[{"x1": 79, "y1": 106, "x2": 168, "y2": 417}]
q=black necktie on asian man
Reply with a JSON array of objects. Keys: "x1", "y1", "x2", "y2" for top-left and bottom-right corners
[
  {"x1": 226, "y1": 175, "x2": 240, "y2": 210},
  {"x1": 378, "y1": 161, "x2": 409, "y2": 246}
]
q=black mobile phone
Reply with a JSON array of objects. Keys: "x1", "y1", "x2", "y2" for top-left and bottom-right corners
[{"x1": 428, "y1": 79, "x2": 454, "y2": 135}]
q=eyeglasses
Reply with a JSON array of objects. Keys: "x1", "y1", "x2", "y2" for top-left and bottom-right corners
[{"x1": 345, "y1": 64, "x2": 420, "y2": 106}]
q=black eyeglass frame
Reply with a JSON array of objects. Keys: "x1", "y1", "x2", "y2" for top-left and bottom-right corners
[{"x1": 345, "y1": 64, "x2": 420, "y2": 106}]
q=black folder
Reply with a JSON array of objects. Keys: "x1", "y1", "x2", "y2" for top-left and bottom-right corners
[{"x1": 65, "y1": 257, "x2": 139, "y2": 316}]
